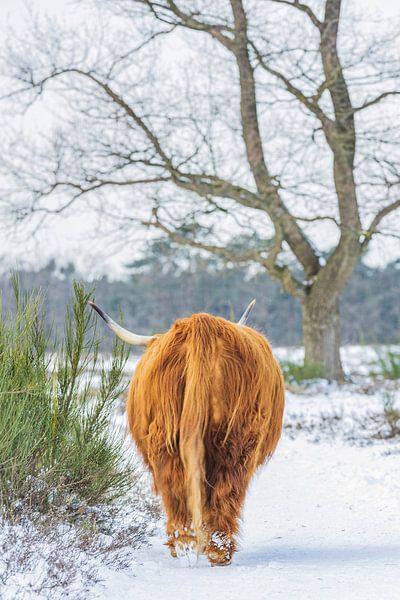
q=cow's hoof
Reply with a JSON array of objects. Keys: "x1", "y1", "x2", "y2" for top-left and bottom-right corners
[
  {"x1": 167, "y1": 528, "x2": 200, "y2": 564},
  {"x1": 176, "y1": 540, "x2": 199, "y2": 567},
  {"x1": 208, "y1": 553, "x2": 232, "y2": 566},
  {"x1": 168, "y1": 544, "x2": 178, "y2": 558},
  {"x1": 206, "y1": 531, "x2": 233, "y2": 566}
]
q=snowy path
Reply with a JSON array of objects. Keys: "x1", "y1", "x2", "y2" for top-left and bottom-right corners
[{"x1": 94, "y1": 438, "x2": 400, "y2": 600}]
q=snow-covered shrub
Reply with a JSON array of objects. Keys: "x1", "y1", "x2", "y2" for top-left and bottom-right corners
[
  {"x1": 0, "y1": 481, "x2": 159, "y2": 599},
  {"x1": 0, "y1": 277, "x2": 160, "y2": 597}
]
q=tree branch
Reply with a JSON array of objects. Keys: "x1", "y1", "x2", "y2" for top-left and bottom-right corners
[
  {"x1": 353, "y1": 91, "x2": 400, "y2": 113},
  {"x1": 250, "y1": 41, "x2": 333, "y2": 130},
  {"x1": 268, "y1": 0, "x2": 322, "y2": 30},
  {"x1": 24, "y1": 62, "x2": 320, "y2": 277},
  {"x1": 319, "y1": 0, "x2": 361, "y2": 234},
  {"x1": 361, "y1": 198, "x2": 400, "y2": 249},
  {"x1": 144, "y1": 208, "x2": 265, "y2": 263},
  {"x1": 228, "y1": 0, "x2": 320, "y2": 276},
  {"x1": 145, "y1": 208, "x2": 306, "y2": 298},
  {"x1": 129, "y1": 0, "x2": 320, "y2": 277},
  {"x1": 136, "y1": 0, "x2": 235, "y2": 49}
]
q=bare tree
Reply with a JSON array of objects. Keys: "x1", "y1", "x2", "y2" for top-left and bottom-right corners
[{"x1": 2, "y1": 0, "x2": 400, "y2": 379}]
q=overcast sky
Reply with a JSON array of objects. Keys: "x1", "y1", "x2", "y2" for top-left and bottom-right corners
[
  {"x1": 2, "y1": 0, "x2": 400, "y2": 20},
  {"x1": 1, "y1": 0, "x2": 399, "y2": 279}
]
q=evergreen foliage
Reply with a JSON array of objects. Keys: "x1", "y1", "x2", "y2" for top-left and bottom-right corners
[{"x1": 0, "y1": 278, "x2": 130, "y2": 518}]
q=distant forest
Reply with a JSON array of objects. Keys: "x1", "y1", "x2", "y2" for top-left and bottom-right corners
[{"x1": 1, "y1": 246, "x2": 399, "y2": 348}]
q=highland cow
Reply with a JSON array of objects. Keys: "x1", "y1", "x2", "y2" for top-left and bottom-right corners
[{"x1": 88, "y1": 299, "x2": 284, "y2": 566}]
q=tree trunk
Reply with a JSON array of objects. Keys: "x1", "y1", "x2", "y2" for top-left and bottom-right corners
[{"x1": 302, "y1": 296, "x2": 344, "y2": 382}]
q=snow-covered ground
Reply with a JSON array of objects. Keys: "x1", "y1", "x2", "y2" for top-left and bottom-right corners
[
  {"x1": 1, "y1": 345, "x2": 399, "y2": 599},
  {"x1": 94, "y1": 438, "x2": 400, "y2": 600},
  {"x1": 91, "y1": 346, "x2": 400, "y2": 600}
]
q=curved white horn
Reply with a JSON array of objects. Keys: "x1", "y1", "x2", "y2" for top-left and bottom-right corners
[
  {"x1": 237, "y1": 299, "x2": 256, "y2": 325},
  {"x1": 88, "y1": 301, "x2": 157, "y2": 345}
]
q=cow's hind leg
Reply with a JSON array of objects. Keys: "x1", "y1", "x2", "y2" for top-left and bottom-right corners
[
  {"x1": 204, "y1": 466, "x2": 250, "y2": 566},
  {"x1": 151, "y1": 452, "x2": 197, "y2": 559}
]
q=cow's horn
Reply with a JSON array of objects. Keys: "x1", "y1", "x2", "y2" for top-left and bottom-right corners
[
  {"x1": 88, "y1": 301, "x2": 156, "y2": 345},
  {"x1": 237, "y1": 299, "x2": 256, "y2": 325}
]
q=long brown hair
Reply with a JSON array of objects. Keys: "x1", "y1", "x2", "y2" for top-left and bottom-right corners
[{"x1": 127, "y1": 313, "x2": 284, "y2": 544}]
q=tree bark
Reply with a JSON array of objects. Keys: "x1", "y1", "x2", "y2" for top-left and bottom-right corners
[{"x1": 302, "y1": 296, "x2": 344, "y2": 382}]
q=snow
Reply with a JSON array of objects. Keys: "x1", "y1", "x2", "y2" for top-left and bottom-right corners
[
  {"x1": 93, "y1": 437, "x2": 400, "y2": 600},
  {"x1": 274, "y1": 344, "x2": 398, "y2": 377},
  {"x1": 2, "y1": 345, "x2": 400, "y2": 599},
  {"x1": 0, "y1": 480, "x2": 158, "y2": 600},
  {"x1": 89, "y1": 346, "x2": 400, "y2": 600}
]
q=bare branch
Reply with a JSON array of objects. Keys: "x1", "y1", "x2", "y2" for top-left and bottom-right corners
[
  {"x1": 135, "y1": 0, "x2": 235, "y2": 49},
  {"x1": 268, "y1": 0, "x2": 322, "y2": 30},
  {"x1": 353, "y1": 91, "x2": 400, "y2": 113},
  {"x1": 145, "y1": 208, "x2": 306, "y2": 298},
  {"x1": 250, "y1": 41, "x2": 333, "y2": 129},
  {"x1": 362, "y1": 199, "x2": 400, "y2": 248},
  {"x1": 144, "y1": 207, "x2": 265, "y2": 263},
  {"x1": 228, "y1": 0, "x2": 320, "y2": 277},
  {"x1": 293, "y1": 214, "x2": 340, "y2": 227}
]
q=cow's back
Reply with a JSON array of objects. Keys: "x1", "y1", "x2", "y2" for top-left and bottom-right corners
[{"x1": 127, "y1": 312, "x2": 284, "y2": 469}]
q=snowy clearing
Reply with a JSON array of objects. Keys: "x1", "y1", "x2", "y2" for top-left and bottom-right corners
[
  {"x1": 91, "y1": 347, "x2": 400, "y2": 600},
  {"x1": 1, "y1": 346, "x2": 399, "y2": 599},
  {"x1": 94, "y1": 437, "x2": 400, "y2": 600}
]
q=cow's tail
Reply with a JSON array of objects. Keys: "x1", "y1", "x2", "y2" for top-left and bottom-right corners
[{"x1": 179, "y1": 317, "x2": 213, "y2": 551}]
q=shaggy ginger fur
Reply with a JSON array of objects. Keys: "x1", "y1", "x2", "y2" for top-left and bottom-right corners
[{"x1": 127, "y1": 312, "x2": 285, "y2": 566}]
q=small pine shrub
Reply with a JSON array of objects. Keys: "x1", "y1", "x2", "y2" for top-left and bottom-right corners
[
  {"x1": 374, "y1": 347, "x2": 400, "y2": 380},
  {"x1": 280, "y1": 359, "x2": 325, "y2": 384},
  {"x1": 0, "y1": 277, "x2": 131, "y2": 518}
]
